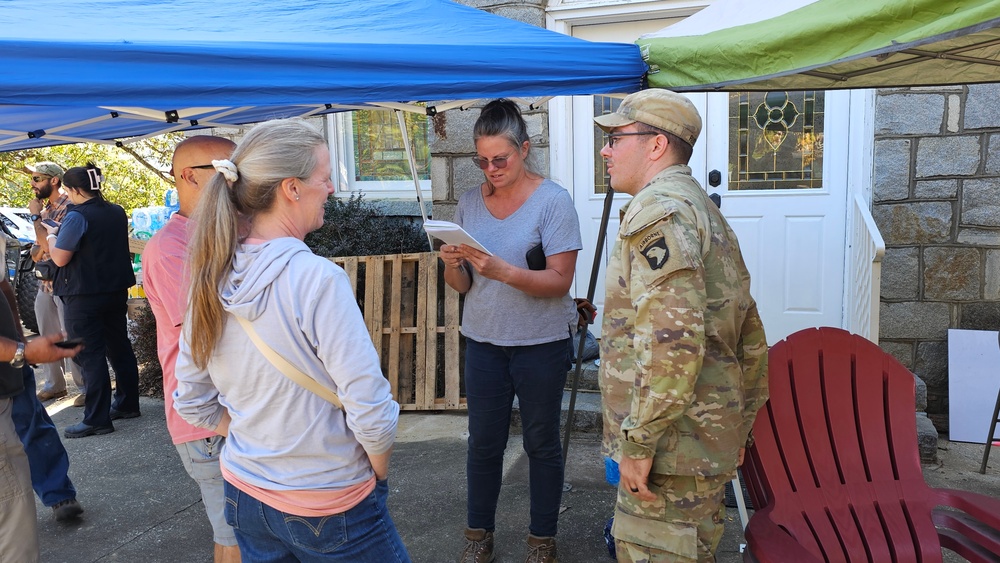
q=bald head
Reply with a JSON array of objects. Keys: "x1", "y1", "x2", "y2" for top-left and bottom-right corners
[{"x1": 171, "y1": 135, "x2": 236, "y2": 217}]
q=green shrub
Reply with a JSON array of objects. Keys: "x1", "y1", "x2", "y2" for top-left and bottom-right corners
[{"x1": 305, "y1": 194, "x2": 430, "y2": 257}]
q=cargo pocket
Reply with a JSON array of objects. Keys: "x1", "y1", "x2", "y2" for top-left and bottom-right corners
[{"x1": 612, "y1": 474, "x2": 699, "y2": 560}]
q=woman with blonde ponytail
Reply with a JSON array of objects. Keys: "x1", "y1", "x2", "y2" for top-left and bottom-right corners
[{"x1": 174, "y1": 118, "x2": 409, "y2": 562}]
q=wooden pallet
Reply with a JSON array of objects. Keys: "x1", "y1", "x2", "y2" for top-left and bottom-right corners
[{"x1": 331, "y1": 252, "x2": 465, "y2": 411}]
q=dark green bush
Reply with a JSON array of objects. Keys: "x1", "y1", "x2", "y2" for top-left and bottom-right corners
[{"x1": 305, "y1": 193, "x2": 430, "y2": 257}]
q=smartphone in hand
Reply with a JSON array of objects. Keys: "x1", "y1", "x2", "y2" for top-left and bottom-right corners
[
  {"x1": 41, "y1": 218, "x2": 60, "y2": 229},
  {"x1": 53, "y1": 337, "x2": 84, "y2": 349}
]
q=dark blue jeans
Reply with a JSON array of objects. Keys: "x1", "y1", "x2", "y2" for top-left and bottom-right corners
[
  {"x1": 465, "y1": 337, "x2": 570, "y2": 537},
  {"x1": 61, "y1": 290, "x2": 140, "y2": 428},
  {"x1": 12, "y1": 365, "x2": 76, "y2": 506},
  {"x1": 224, "y1": 479, "x2": 410, "y2": 562}
]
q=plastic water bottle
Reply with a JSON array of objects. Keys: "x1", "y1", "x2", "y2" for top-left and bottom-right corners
[
  {"x1": 132, "y1": 208, "x2": 152, "y2": 233},
  {"x1": 604, "y1": 457, "x2": 620, "y2": 485},
  {"x1": 164, "y1": 188, "x2": 179, "y2": 212}
]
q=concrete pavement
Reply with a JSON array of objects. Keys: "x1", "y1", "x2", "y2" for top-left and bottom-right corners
[{"x1": 32, "y1": 395, "x2": 751, "y2": 562}]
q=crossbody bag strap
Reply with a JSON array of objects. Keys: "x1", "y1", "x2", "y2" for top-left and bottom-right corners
[{"x1": 234, "y1": 314, "x2": 343, "y2": 410}]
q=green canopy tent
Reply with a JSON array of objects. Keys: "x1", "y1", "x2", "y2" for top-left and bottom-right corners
[{"x1": 638, "y1": 0, "x2": 1000, "y2": 91}]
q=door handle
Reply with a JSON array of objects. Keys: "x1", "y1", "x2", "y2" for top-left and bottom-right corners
[{"x1": 708, "y1": 169, "x2": 722, "y2": 187}]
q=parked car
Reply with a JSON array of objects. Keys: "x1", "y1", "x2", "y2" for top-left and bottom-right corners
[
  {"x1": 0, "y1": 214, "x2": 38, "y2": 333},
  {"x1": 0, "y1": 207, "x2": 35, "y2": 243}
]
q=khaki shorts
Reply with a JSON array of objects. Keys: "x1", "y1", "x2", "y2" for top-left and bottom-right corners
[{"x1": 613, "y1": 472, "x2": 731, "y2": 563}]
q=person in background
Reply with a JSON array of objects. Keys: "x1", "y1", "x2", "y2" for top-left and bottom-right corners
[
  {"x1": 143, "y1": 135, "x2": 240, "y2": 563},
  {"x1": 0, "y1": 213, "x2": 86, "y2": 522},
  {"x1": 45, "y1": 163, "x2": 141, "y2": 439},
  {"x1": 440, "y1": 99, "x2": 581, "y2": 563},
  {"x1": 25, "y1": 161, "x2": 80, "y2": 404},
  {"x1": 594, "y1": 89, "x2": 769, "y2": 563},
  {"x1": 0, "y1": 289, "x2": 81, "y2": 562},
  {"x1": 173, "y1": 118, "x2": 408, "y2": 562}
]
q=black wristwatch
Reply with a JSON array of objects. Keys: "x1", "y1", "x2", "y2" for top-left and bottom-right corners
[
  {"x1": 29, "y1": 214, "x2": 41, "y2": 223},
  {"x1": 9, "y1": 341, "x2": 25, "y2": 368}
]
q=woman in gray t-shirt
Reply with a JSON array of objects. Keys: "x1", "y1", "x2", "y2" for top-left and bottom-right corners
[{"x1": 441, "y1": 99, "x2": 581, "y2": 563}]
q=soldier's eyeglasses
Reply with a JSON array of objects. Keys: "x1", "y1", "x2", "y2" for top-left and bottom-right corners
[
  {"x1": 607, "y1": 132, "x2": 657, "y2": 148},
  {"x1": 471, "y1": 155, "x2": 511, "y2": 170},
  {"x1": 31, "y1": 175, "x2": 49, "y2": 182}
]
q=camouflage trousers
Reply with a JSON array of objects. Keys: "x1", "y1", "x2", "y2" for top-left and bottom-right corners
[{"x1": 612, "y1": 472, "x2": 732, "y2": 563}]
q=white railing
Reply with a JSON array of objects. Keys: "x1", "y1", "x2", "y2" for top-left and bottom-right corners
[{"x1": 847, "y1": 193, "x2": 885, "y2": 342}]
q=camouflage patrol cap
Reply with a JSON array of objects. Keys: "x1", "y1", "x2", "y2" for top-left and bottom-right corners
[
  {"x1": 25, "y1": 161, "x2": 65, "y2": 179},
  {"x1": 594, "y1": 89, "x2": 701, "y2": 147}
]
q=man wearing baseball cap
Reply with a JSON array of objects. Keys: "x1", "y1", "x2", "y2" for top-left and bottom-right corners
[
  {"x1": 25, "y1": 161, "x2": 79, "y2": 403},
  {"x1": 8, "y1": 161, "x2": 86, "y2": 522},
  {"x1": 594, "y1": 89, "x2": 769, "y2": 562}
]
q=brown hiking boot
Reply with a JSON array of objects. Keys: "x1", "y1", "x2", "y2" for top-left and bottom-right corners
[
  {"x1": 524, "y1": 534, "x2": 557, "y2": 563},
  {"x1": 459, "y1": 528, "x2": 495, "y2": 563}
]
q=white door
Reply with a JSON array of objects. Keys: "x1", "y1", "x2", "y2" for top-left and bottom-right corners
[
  {"x1": 702, "y1": 91, "x2": 848, "y2": 341},
  {"x1": 559, "y1": 16, "x2": 849, "y2": 343}
]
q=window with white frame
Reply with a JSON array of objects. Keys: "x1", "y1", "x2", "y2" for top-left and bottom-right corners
[{"x1": 327, "y1": 110, "x2": 432, "y2": 197}]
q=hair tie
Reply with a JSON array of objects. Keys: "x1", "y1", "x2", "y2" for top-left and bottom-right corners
[
  {"x1": 212, "y1": 159, "x2": 239, "y2": 185},
  {"x1": 87, "y1": 168, "x2": 103, "y2": 191}
]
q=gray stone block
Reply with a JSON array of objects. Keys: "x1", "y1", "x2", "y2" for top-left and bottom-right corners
[
  {"x1": 873, "y1": 202, "x2": 952, "y2": 244},
  {"x1": 914, "y1": 179, "x2": 957, "y2": 199},
  {"x1": 880, "y1": 341, "x2": 914, "y2": 369},
  {"x1": 958, "y1": 228, "x2": 1000, "y2": 246},
  {"x1": 491, "y1": 5, "x2": 545, "y2": 27},
  {"x1": 873, "y1": 139, "x2": 911, "y2": 201},
  {"x1": 986, "y1": 250, "x2": 1000, "y2": 299},
  {"x1": 914, "y1": 340, "x2": 947, "y2": 391},
  {"x1": 965, "y1": 83, "x2": 1000, "y2": 130},
  {"x1": 523, "y1": 112, "x2": 546, "y2": 145},
  {"x1": 880, "y1": 247, "x2": 919, "y2": 300},
  {"x1": 916, "y1": 412, "x2": 939, "y2": 463},
  {"x1": 875, "y1": 93, "x2": 945, "y2": 135},
  {"x1": 454, "y1": 156, "x2": 484, "y2": 199},
  {"x1": 434, "y1": 202, "x2": 457, "y2": 222},
  {"x1": 960, "y1": 302, "x2": 1000, "y2": 331},
  {"x1": 429, "y1": 107, "x2": 480, "y2": 154},
  {"x1": 371, "y1": 199, "x2": 432, "y2": 218},
  {"x1": 431, "y1": 156, "x2": 451, "y2": 201},
  {"x1": 987, "y1": 135, "x2": 1000, "y2": 175},
  {"x1": 912, "y1": 373, "x2": 928, "y2": 413},
  {"x1": 916, "y1": 136, "x2": 982, "y2": 178},
  {"x1": 962, "y1": 178, "x2": 1000, "y2": 227},
  {"x1": 922, "y1": 246, "x2": 980, "y2": 301},
  {"x1": 880, "y1": 302, "x2": 951, "y2": 340},
  {"x1": 566, "y1": 360, "x2": 600, "y2": 392}
]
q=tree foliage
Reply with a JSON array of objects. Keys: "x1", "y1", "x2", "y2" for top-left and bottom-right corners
[{"x1": 0, "y1": 134, "x2": 183, "y2": 214}]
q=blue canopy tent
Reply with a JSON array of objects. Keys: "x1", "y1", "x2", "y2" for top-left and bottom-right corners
[{"x1": 0, "y1": 0, "x2": 646, "y2": 151}]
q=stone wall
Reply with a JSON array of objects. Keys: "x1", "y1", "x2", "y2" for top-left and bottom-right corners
[
  {"x1": 429, "y1": 0, "x2": 548, "y2": 222},
  {"x1": 874, "y1": 83, "x2": 1000, "y2": 433}
]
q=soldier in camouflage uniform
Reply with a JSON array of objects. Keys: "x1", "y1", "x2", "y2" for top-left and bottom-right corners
[{"x1": 594, "y1": 89, "x2": 769, "y2": 563}]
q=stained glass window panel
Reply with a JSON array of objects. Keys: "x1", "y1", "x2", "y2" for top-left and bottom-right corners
[{"x1": 729, "y1": 91, "x2": 824, "y2": 191}]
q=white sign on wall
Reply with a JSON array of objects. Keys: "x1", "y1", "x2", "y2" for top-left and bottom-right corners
[{"x1": 948, "y1": 328, "x2": 1000, "y2": 444}]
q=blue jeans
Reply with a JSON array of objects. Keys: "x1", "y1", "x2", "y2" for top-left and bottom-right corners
[
  {"x1": 12, "y1": 365, "x2": 76, "y2": 506},
  {"x1": 224, "y1": 479, "x2": 410, "y2": 562},
  {"x1": 465, "y1": 337, "x2": 570, "y2": 537}
]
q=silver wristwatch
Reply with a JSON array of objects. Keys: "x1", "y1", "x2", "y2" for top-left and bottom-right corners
[{"x1": 9, "y1": 341, "x2": 25, "y2": 368}]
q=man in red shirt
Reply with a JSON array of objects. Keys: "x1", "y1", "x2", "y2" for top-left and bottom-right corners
[{"x1": 143, "y1": 136, "x2": 240, "y2": 563}]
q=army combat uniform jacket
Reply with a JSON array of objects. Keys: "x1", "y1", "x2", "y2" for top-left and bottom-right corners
[{"x1": 599, "y1": 164, "x2": 768, "y2": 478}]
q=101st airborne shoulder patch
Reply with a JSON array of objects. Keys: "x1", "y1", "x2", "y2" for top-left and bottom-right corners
[{"x1": 638, "y1": 229, "x2": 670, "y2": 270}]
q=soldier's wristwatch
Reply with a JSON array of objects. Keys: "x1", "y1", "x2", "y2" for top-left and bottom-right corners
[
  {"x1": 29, "y1": 213, "x2": 41, "y2": 223},
  {"x1": 9, "y1": 341, "x2": 25, "y2": 368}
]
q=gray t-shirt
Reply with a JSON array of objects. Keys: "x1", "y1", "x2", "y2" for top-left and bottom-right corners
[{"x1": 455, "y1": 179, "x2": 582, "y2": 346}]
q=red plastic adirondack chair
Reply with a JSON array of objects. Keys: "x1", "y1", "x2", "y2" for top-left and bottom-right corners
[{"x1": 741, "y1": 327, "x2": 1000, "y2": 562}]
